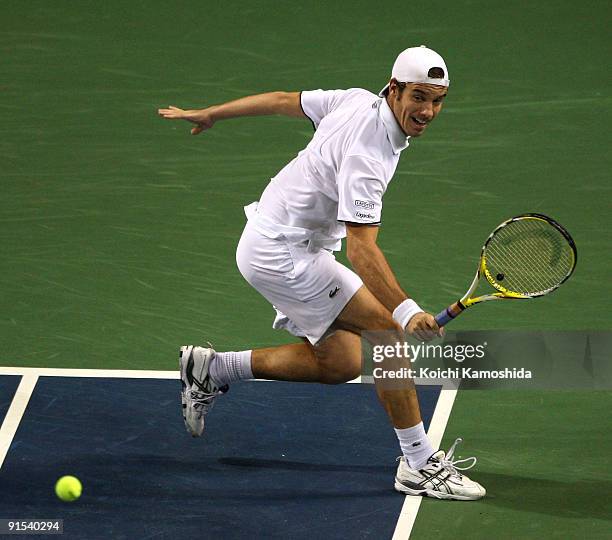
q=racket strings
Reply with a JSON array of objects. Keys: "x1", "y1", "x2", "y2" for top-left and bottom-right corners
[
  {"x1": 489, "y1": 224, "x2": 571, "y2": 292},
  {"x1": 494, "y1": 230, "x2": 564, "y2": 290},
  {"x1": 484, "y1": 218, "x2": 574, "y2": 295}
]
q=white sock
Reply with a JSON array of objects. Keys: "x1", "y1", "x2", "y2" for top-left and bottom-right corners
[
  {"x1": 395, "y1": 422, "x2": 436, "y2": 470},
  {"x1": 209, "y1": 350, "x2": 253, "y2": 386}
]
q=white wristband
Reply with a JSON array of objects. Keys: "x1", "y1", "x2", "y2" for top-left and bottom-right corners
[{"x1": 392, "y1": 299, "x2": 424, "y2": 329}]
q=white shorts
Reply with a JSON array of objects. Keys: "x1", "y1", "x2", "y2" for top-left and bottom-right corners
[{"x1": 235, "y1": 222, "x2": 363, "y2": 345}]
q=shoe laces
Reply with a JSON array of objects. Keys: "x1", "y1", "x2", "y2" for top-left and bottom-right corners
[
  {"x1": 189, "y1": 342, "x2": 224, "y2": 412},
  {"x1": 189, "y1": 387, "x2": 221, "y2": 412},
  {"x1": 438, "y1": 438, "x2": 477, "y2": 477}
]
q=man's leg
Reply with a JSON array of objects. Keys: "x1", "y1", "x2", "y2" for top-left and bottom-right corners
[
  {"x1": 332, "y1": 285, "x2": 423, "y2": 430},
  {"x1": 251, "y1": 334, "x2": 361, "y2": 385}
]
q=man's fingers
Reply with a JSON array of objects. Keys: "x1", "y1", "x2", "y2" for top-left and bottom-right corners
[
  {"x1": 428, "y1": 320, "x2": 445, "y2": 338},
  {"x1": 191, "y1": 126, "x2": 203, "y2": 135},
  {"x1": 157, "y1": 106, "x2": 185, "y2": 119},
  {"x1": 424, "y1": 316, "x2": 438, "y2": 330},
  {"x1": 413, "y1": 323, "x2": 429, "y2": 342},
  {"x1": 423, "y1": 314, "x2": 444, "y2": 338},
  {"x1": 415, "y1": 322, "x2": 439, "y2": 342}
]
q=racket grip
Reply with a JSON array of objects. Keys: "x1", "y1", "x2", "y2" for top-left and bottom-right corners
[
  {"x1": 434, "y1": 303, "x2": 464, "y2": 327},
  {"x1": 434, "y1": 308, "x2": 455, "y2": 327}
]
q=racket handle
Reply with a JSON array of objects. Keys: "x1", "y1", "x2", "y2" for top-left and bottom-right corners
[{"x1": 434, "y1": 302, "x2": 464, "y2": 327}]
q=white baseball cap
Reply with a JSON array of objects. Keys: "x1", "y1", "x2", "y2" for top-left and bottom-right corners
[{"x1": 379, "y1": 45, "x2": 450, "y2": 97}]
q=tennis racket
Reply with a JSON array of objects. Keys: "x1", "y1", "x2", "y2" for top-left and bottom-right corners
[{"x1": 434, "y1": 213, "x2": 577, "y2": 327}]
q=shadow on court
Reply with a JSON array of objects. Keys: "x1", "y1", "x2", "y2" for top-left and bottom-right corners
[
  {"x1": 0, "y1": 375, "x2": 440, "y2": 539},
  {"x1": 218, "y1": 456, "x2": 392, "y2": 474}
]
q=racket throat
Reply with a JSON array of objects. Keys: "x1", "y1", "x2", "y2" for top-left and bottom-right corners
[{"x1": 449, "y1": 301, "x2": 466, "y2": 318}]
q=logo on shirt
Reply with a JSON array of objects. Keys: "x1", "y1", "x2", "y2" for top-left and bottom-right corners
[
  {"x1": 354, "y1": 199, "x2": 375, "y2": 210},
  {"x1": 329, "y1": 286, "x2": 341, "y2": 298},
  {"x1": 356, "y1": 212, "x2": 375, "y2": 220}
]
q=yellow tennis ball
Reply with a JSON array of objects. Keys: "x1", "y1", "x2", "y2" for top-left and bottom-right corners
[{"x1": 54, "y1": 475, "x2": 82, "y2": 502}]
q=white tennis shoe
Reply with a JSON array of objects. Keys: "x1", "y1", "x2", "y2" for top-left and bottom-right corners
[
  {"x1": 179, "y1": 345, "x2": 228, "y2": 437},
  {"x1": 395, "y1": 438, "x2": 485, "y2": 500}
]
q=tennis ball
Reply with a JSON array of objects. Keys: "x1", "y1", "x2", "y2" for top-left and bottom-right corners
[{"x1": 55, "y1": 475, "x2": 82, "y2": 502}]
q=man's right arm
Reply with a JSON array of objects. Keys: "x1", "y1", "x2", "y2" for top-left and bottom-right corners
[
  {"x1": 346, "y1": 223, "x2": 442, "y2": 341},
  {"x1": 158, "y1": 92, "x2": 305, "y2": 134}
]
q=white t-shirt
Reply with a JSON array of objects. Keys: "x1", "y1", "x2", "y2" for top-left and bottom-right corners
[{"x1": 253, "y1": 88, "x2": 411, "y2": 251}]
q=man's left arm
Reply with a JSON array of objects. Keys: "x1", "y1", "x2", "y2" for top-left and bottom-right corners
[
  {"x1": 157, "y1": 92, "x2": 305, "y2": 135},
  {"x1": 345, "y1": 223, "x2": 441, "y2": 341}
]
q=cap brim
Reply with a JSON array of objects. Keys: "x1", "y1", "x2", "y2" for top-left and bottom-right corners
[{"x1": 378, "y1": 83, "x2": 390, "y2": 97}]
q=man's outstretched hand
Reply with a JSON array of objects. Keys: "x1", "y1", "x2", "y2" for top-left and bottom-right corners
[{"x1": 157, "y1": 106, "x2": 215, "y2": 135}]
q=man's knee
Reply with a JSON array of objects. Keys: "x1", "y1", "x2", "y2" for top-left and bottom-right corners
[
  {"x1": 313, "y1": 330, "x2": 362, "y2": 384},
  {"x1": 318, "y1": 357, "x2": 362, "y2": 384}
]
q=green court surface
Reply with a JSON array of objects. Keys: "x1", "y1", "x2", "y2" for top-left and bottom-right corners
[{"x1": 1, "y1": 1, "x2": 611, "y2": 538}]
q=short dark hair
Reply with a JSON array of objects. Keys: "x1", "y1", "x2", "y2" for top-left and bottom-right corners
[
  {"x1": 428, "y1": 67, "x2": 445, "y2": 79},
  {"x1": 383, "y1": 79, "x2": 407, "y2": 97},
  {"x1": 383, "y1": 67, "x2": 446, "y2": 96}
]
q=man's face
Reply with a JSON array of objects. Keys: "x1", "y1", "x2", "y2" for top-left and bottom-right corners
[{"x1": 387, "y1": 81, "x2": 447, "y2": 137}]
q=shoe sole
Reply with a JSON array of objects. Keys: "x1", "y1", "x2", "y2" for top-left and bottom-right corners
[
  {"x1": 179, "y1": 345, "x2": 199, "y2": 437},
  {"x1": 394, "y1": 481, "x2": 484, "y2": 501}
]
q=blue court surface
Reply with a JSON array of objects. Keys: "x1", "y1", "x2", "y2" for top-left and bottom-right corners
[{"x1": 0, "y1": 374, "x2": 442, "y2": 539}]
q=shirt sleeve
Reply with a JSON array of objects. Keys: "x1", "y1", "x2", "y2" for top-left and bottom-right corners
[
  {"x1": 336, "y1": 155, "x2": 386, "y2": 225},
  {"x1": 300, "y1": 89, "x2": 346, "y2": 129}
]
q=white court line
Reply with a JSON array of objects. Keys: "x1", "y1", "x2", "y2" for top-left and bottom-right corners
[
  {"x1": 0, "y1": 374, "x2": 39, "y2": 470},
  {"x1": 0, "y1": 367, "x2": 373, "y2": 384},
  {"x1": 391, "y1": 381, "x2": 459, "y2": 540},
  {"x1": 0, "y1": 366, "x2": 179, "y2": 379}
]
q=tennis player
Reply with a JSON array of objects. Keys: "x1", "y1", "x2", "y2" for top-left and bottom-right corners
[{"x1": 159, "y1": 46, "x2": 485, "y2": 500}]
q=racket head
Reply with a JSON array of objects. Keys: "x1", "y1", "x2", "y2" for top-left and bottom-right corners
[{"x1": 480, "y1": 213, "x2": 577, "y2": 298}]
